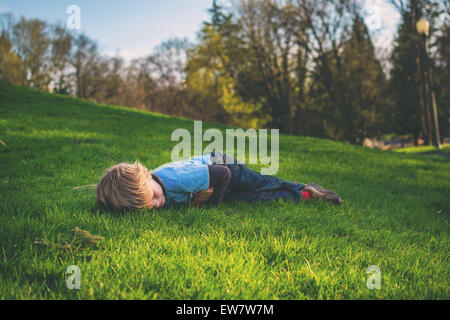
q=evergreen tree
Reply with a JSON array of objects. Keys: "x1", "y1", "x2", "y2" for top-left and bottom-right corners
[
  {"x1": 388, "y1": 0, "x2": 443, "y2": 145},
  {"x1": 389, "y1": 3, "x2": 426, "y2": 144},
  {"x1": 339, "y1": 16, "x2": 387, "y2": 144},
  {"x1": 434, "y1": 20, "x2": 450, "y2": 137}
]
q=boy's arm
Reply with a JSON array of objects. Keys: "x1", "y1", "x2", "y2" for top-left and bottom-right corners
[{"x1": 193, "y1": 187, "x2": 214, "y2": 208}]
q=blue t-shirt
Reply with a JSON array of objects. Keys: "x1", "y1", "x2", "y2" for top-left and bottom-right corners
[{"x1": 153, "y1": 154, "x2": 212, "y2": 206}]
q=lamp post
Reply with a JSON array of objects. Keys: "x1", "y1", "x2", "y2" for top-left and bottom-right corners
[{"x1": 416, "y1": 17, "x2": 442, "y2": 149}]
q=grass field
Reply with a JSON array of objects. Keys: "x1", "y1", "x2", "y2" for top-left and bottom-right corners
[
  {"x1": 0, "y1": 81, "x2": 448, "y2": 299},
  {"x1": 393, "y1": 145, "x2": 450, "y2": 156}
]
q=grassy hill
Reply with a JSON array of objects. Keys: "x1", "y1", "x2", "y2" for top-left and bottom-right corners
[{"x1": 0, "y1": 81, "x2": 448, "y2": 299}]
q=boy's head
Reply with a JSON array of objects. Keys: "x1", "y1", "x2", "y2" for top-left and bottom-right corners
[{"x1": 96, "y1": 161, "x2": 154, "y2": 212}]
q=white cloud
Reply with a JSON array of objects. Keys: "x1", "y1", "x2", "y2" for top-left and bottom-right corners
[{"x1": 364, "y1": 0, "x2": 401, "y2": 47}]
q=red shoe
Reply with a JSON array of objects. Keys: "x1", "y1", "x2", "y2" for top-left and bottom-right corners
[{"x1": 303, "y1": 183, "x2": 342, "y2": 205}]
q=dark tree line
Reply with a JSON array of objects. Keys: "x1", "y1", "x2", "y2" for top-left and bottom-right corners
[
  {"x1": 0, "y1": 0, "x2": 448, "y2": 145},
  {"x1": 388, "y1": 0, "x2": 449, "y2": 145}
]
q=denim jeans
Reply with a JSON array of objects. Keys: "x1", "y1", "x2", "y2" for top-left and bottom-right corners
[{"x1": 209, "y1": 152, "x2": 305, "y2": 203}]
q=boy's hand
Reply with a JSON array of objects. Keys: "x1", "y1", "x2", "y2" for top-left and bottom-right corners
[{"x1": 193, "y1": 187, "x2": 214, "y2": 208}]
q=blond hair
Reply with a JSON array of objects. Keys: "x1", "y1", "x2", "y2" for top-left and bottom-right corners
[{"x1": 95, "y1": 161, "x2": 153, "y2": 212}]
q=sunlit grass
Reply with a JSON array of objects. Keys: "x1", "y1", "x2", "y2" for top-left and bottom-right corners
[
  {"x1": 0, "y1": 82, "x2": 449, "y2": 299},
  {"x1": 392, "y1": 145, "x2": 450, "y2": 154}
]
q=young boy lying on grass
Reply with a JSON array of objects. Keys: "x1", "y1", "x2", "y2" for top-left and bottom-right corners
[{"x1": 95, "y1": 152, "x2": 341, "y2": 212}]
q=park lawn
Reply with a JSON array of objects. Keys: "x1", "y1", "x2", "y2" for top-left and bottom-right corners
[
  {"x1": 392, "y1": 145, "x2": 450, "y2": 155},
  {"x1": 0, "y1": 81, "x2": 448, "y2": 299}
]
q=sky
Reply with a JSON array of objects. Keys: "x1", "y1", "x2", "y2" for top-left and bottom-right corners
[
  {"x1": 0, "y1": 0, "x2": 213, "y2": 60},
  {"x1": 0, "y1": 0, "x2": 400, "y2": 61}
]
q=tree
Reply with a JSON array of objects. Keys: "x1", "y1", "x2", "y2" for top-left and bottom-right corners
[
  {"x1": 295, "y1": 0, "x2": 357, "y2": 139},
  {"x1": 388, "y1": 0, "x2": 443, "y2": 145},
  {"x1": 149, "y1": 38, "x2": 192, "y2": 89},
  {"x1": 50, "y1": 25, "x2": 73, "y2": 94},
  {"x1": 186, "y1": 1, "x2": 252, "y2": 125},
  {"x1": 101, "y1": 55, "x2": 126, "y2": 105},
  {"x1": 69, "y1": 33, "x2": 101, "y2": 99},
  {"x1": 434, "y1": 20, "x2": 450, "y2": 137},
  {"x1": 339, "y1": 16, "x2": 387, "y2": 143},
  {"x1": 122, "y1": 57, "x2": 157, "y2": 109},
  {"x1": 237, "y1": 0, "x2": 300, "y2": 132},
  {"x1": 147, "y1": 37, "x2": 198, "y2": 117},
  {"x1": 11, "y1": 17, "x2": 51, "y2": 89},
  {"x1": 0, "y1": 31, "x2": 22, "y2": 85}
]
